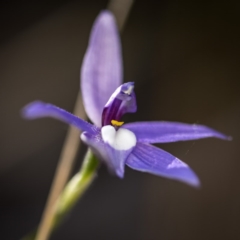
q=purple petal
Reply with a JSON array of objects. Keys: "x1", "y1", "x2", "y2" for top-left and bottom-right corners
[
  {"x1": 102, "y1": 82, "x2": 137, "y2": 126},
  {"x1": 126, "y1": 142, "x2": 200, "y2": 187},
  {"x1": 22, "y1": 101, "x2": 97, "y2": 134},
  {"x1": 81, "y1": 10, "x2": 123, "y2": 127},
  {"x1": 81, "y1": 131, "x2": 132, "y2": 178},
  {"x1": 123, "y1": 121, "x2": 231, "y2": 143}
]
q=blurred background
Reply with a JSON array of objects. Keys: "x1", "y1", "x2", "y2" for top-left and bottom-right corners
[{"x1": 0, "y1": 0, "x2": 239, "y2": 239}]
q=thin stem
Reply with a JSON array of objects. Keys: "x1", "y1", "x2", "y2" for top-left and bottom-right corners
[
  {"x1": 53, "y1": 150, "x2": 99, "y2": 227},
  {"x1": 22, "y1": 150, "x2": 99, "y2": 240}
]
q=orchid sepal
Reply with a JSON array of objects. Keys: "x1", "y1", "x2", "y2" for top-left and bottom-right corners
[{"x1": 81, "y1": 10, "x2": 123, "y2": 127}]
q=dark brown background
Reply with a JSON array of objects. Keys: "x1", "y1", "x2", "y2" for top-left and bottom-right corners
[{"x1": 0, "y1": 0, "x2": 239, "y2": 239}]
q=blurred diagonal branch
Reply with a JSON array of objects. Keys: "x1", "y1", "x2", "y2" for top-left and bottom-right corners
[
  {"x1": 35, "y1": 93, "x2": 85, "y2": 240},
  {"x1": 35, "y1": 1, "x2": 134, "y2": 240},
  {"x1": 22, "y1": 149, "x2": 99, "y2": 240},
  {"x1": 108, "y1": 0, "x2": 134, "y2": 30}
]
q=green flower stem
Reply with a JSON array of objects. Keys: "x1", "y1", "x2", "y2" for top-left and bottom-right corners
[
  {"x1": 22, "y1": 149, "x2": 99, "y2": 240},
  {"x1": 54, "y1": 149, "x2": 99, "y2": 227}
]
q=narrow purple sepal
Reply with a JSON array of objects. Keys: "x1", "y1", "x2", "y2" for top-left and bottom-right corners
[
  {"x1": 81, "y1": 10, "x2": 123, "y2": 127},
  {"x1": 102, "y1": 82, "x2": 137, "y2": 125},
  {"x1": 81, "y1": 131, "x2": 131, "y2": 178},
  {"x1": 22, "y1": 101, "x2": 97, "y2": 134},
  {"x1": 123, "y1": 121, "x2": 231, "y2": 143},
  {"x1": 126, "y1": 142, "x2": 200, "y2": 187}
]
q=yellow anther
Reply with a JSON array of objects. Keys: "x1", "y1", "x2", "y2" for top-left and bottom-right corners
[{"x1": 111, "y1": 120, "x2": 124, "y2": 127}]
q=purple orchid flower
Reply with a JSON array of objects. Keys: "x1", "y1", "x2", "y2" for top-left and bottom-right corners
[{"x1": 22, "y1": 11, "x2": 230, "y2": 187}]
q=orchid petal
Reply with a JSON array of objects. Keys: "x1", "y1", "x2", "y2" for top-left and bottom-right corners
[
  {"x1": 81, "y1": 129, "x2": 134, "y2": 178},
  {"x1": 81, "y1": 10, "x2": 122, "y2": 127},
  {"x1": 126, "y1": 142, "x2": 200, "y2": 187},
  {"x1": 102, "y1": 82, "x2": 137, "y2": 126},
  {"x1": 123, "y1": 121, "x2": 231, "y2": 143},
  {"x1": 22, "y1": 101, "x2": 97, "y2": 134}
]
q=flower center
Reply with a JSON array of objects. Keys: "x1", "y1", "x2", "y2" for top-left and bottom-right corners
[{"x1": 101, "y1": 125, "x2": 137, "y2": 150}]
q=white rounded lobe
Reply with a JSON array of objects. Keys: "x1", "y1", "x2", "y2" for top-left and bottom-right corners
[{"x1": 101, "y1": 125, "x2": 137, "y2": 150}]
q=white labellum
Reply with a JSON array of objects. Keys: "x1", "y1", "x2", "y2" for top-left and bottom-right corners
[{"x1": 101, "y1": 125, "x2": 137, "y2": 150}]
